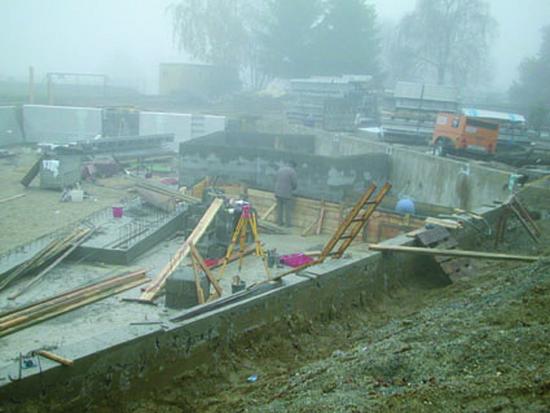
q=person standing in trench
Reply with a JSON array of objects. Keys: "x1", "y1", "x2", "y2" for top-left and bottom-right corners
[{"x1": 274, "y1": 160, "x2": 297, "y2": 227}]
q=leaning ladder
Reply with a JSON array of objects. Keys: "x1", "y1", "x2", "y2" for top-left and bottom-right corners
[
  {"x1": 272, "y1": 182, "x2": 391, "y2": 282},
  {"x1": 319, "y1": 182, "x2": 392, "y2": 260}
]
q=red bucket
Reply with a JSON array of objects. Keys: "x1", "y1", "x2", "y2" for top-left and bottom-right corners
[{"x1": 112, "y1": 205, "x2": 124, "y2": 218}]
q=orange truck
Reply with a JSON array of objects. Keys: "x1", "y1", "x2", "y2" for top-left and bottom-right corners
[{"x1": 432, "y1": 112, "x2": 499, "y2": 156}]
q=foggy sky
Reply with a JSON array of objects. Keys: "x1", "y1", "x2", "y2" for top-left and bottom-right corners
[{"x1": 1, "y1": 0, "x2": 549, "y2": 94}]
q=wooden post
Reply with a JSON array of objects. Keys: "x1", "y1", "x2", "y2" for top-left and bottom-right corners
[{"x1": 28, "y1": 66, "x2": 35, "y2": 104}]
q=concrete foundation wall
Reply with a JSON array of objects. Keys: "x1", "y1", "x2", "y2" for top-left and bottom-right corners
[
  {"x1": 22, "y1": 104, "x2": 102, "y2": 143},
  {"x1": 0, "y1": 106, "x2": 23, "y2": 146},
  {"x1": 139, "y1": 111, "x2": 192, "y2": 151},
  {"x1": 315, "y1": 135, "x2": 515, "y2": 209},
  {"x1": 389, "y1": 147, "x2": 514, "y2": 210},
  {"x1": 139, "y1": 112, "x2": 226, "y2": 152},
  {"x1": 191, "y1": 114, "x2": 226, "y2": 139},
  {"x1": 179, "y1": 132, "x2": 389, "y2": 202}
]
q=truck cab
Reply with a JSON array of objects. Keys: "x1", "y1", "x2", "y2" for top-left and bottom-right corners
[{"x1": 432, "y1": 113, "x2": 499, "y2": 156}]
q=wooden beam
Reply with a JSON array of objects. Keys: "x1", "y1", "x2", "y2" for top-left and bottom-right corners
[
  {"x1": 190, "y1": 243, "x2": 223, "y2": 298},
  {"x1": 9, "y1": 227, "x2": 96, "y2": 300},
  {"x1": 368, "y1": 244, "x2": 539, "y2": 262},
  {"x1": 35, "y1": 350, "x2": 73, "y2": 367},
  {"x1": 139, "y1": 198, "x2": 224, "y2": 302},
  {"x1": 0, "y1": 270, "x2": 148, "y2": 337},
  {"x1": 0, "y1": 193, "x2": 26, "y2": 204},
  {"x1": 261, "y1": 203, "x2": 276, "y2": 220},
  {"x1": 315, "y1": 204, "x2": 326, "y2": 235},
  {"x1": 190, "y1": 255, "x2": 205, "y2": 305},
  {"x1": 136, "y1": 188, "x2": 176, "y2": 212}
]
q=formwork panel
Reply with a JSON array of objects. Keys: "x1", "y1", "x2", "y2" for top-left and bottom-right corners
[
  {"x1": 0, "y1": 106, "x2": 23, "y2": 146},
  {"x1": 22, "y1": 104, "x2": 102, "y2": 143}
]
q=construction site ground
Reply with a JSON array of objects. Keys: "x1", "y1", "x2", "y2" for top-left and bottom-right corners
[
  {"x1": 2, "y1": 147, "x2": 550, "y2": 412},
  {"x1": 0, "y1": 149, "x2": 333, "y2": 371},
  {"x1": 101, "y1": 218, "x2": 549, "y2": 413}
]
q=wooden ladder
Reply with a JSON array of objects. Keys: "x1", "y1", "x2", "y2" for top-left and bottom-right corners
[
  {"x1": 271, "y1": 182, "x2": 391, "y2": 282},
  {"x1": 509, "y1": 196, "x2": 541, "y2": 243},
  {"x1": 319, "y1": 182, "x2": 392, "y2": 260}
]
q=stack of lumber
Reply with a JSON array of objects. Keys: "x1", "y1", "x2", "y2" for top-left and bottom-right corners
[
  {"x1": 128, "y1": 176, "x2": 200, "y2": 204},
  {"x1": 136, "y1": 187, "x2": 177, "y2": 212},
  {"x1": 0, "y1": 270, "x2": 148, "y2": 338},
  {"x1": 0, "y1": 227, "x2": 93, "y2": 293},
  {"x1": 425, "y1": 217, "x2": 463, "y2": 229}
]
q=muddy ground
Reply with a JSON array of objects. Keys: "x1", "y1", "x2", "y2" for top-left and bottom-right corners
[{"x1": 88, "y1": 213, "x2": 550, "y2": 413}]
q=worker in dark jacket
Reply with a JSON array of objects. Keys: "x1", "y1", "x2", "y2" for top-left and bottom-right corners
[{"x1": 275, "y1": 160, "x2": 298, "y2": 227}]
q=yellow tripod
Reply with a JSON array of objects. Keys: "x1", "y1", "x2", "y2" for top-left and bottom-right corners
[{"x1": 218, "y1": 203, "x2": 271, "y2": 280}]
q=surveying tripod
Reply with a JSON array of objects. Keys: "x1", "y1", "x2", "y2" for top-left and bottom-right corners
[{"x1": 218, "y1": 203, "x2": 271, "y2": 280}]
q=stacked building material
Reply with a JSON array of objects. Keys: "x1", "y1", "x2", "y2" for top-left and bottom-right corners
[
  {"x1": 287, "y1": 75, "x2": 376, "y2": 131},
  {"x1": 0, "y1": 270, "x2": 148, "y2": 337},
  {"x1": 0, "y1": 226, "x2": 92, "y2": 292}
]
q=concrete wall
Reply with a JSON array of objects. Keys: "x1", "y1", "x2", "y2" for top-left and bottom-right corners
[
  {"x1": 139, "y1": 111, "x2": 192, "y2": 151},
  {"x1": 191, "y1": 114, "x2": 226, "y2": 139},
  {"x1": 389, "y1": 147, "x2": 514, "y2": 210},
  {"x1": 316, "y1": 135, "x2": 516, "y2": 210},
  {"x1": 22, "y1": 104, "x2": 102, "y2": 143},
  {"x1": 139, "y1": 112, "x2": 225, "y2": 151},
  {"x1": 0, "y1": 106, "x2": 23, "y2": 146},
  {"x1": 179, "y1": 132, "x2": 389, "y2": 203}
]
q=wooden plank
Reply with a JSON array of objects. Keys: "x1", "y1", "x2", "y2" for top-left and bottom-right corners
[
  {"x1": 190, "y1": 256, "x2": 206, "y2": 305},
  {"x1": 20, "y1": 156, "x2": 43, "y2": 187},
  {"x1": 190, "y1": 243, "x2": 223, "y2": 298},
  {"x1": 315, "y1": 204, "x2": 326, "y2": 235},
  {"x1": 8, "y1": 227, "x2": 96, "y2": 300},
  {"x1": 425, "y1": 217, "x2": 462, "y2": 229},
  {"x1": 0, "y1": 271, "x2": 148, "y2": 337},
  {"x1": 416, "y1": 226, "x2": 451, "y2": 246},
  {"x1": 136, "y1": 187, "x2": 176, "y2": 212},
  {"x1": 36, "y1": 350, "x2": 74, "y2": 367},
  {"x1": 261, "y1": 203, "x2": 276, "y2": 220},
  {"x1": 0, "y1": 193, "x2": 26, "y2": 204},
  {"x1": 368, "y1": 244, "x2": 539, "y2": 262},
  {"x1": 139, "y1": 198, "x2": 224, "y2": 302}
]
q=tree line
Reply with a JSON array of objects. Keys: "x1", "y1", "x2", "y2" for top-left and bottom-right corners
[{"x1": 170, "y1": 0, "x2": 549, "y2": 129}]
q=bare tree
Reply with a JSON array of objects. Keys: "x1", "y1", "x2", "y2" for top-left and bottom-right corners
[
  {"x1": 169, "y1": 0, "x2": 267, "y2": 87},
  {"x1": 394, "y1": 0, "x2": 496, "y2": 86}
]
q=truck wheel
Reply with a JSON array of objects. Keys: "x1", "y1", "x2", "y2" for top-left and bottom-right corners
[{"x1": 433, "y1": 140, "x2": 446, "y2": 157}]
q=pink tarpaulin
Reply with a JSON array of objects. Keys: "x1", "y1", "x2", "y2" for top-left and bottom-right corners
[{"x1": 280, "y1": 253, "x2": 314, "y2": 268}]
